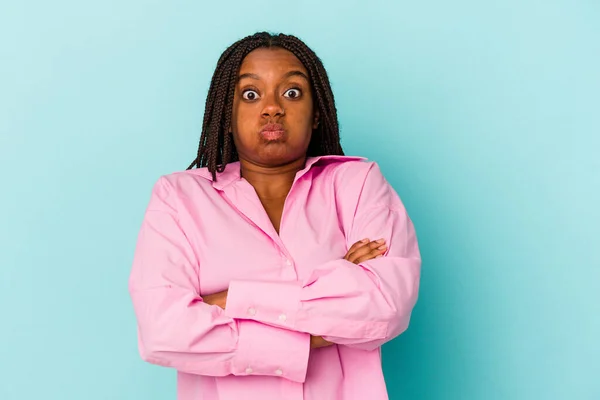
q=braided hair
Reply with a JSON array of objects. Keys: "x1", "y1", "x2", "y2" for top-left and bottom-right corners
[{"x1": 187, "y1": 32, "x2": 344, "y2": 180}]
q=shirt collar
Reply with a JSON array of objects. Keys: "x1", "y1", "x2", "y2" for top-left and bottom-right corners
[{"x1": 191, "y1": 155, "x2": 366, "y2": 190}]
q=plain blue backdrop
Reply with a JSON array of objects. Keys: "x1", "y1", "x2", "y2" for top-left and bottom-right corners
[{"x1": 1, "y1": 1, "x2": 599, "y2": 399}]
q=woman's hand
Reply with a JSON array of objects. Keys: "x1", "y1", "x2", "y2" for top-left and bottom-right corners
[
  {"x1": 310, "y1": 335, "x2": 334, "y2": 349},
  {"x1": 203, "y1": 290, "x2": 228, "y2": 309},
  {"x1": 344, "y1": 238, "x2": 387, "y2": 264}
]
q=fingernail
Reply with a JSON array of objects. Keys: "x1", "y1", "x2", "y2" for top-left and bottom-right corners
[
  {"x1": 375, "y1": 239, "x2": 385, "y2": 244},
  {"x1": 378, "y1": 245, "x2": 387, "y2": 250},
  {"x1": 361, "y1": 238, "x2": 369, "y2": 243},
  {"x1": 375, "y1": 254, "x2": 383, "y2": 258}
]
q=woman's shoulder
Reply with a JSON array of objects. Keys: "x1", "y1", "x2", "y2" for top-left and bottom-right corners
[
  {"x1": 313, "y1": 156, "x2": 396, "y2": 205},
  {"x1": 166, "y1": 166, "x2": 212, "y2": 182},
  {"x1": 150, "y1": 166, "x2": 218, "y2": 199},
  {"x1": 312, "y1": 155, "x2": 382, "y2": 185}
]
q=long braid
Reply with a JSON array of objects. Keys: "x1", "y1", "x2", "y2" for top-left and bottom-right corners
[
  {"x1": 188, "y1": 32, "x2": 344, "y2": 180},
  {"x1": 187, "y1": 55, "x2": 226, "y2": 169}
]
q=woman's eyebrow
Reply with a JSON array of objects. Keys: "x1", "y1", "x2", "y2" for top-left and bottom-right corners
[
  {"x1": 283, "y1": 70, "x2": 309, "y2": 81},
  {"x1": 237, "y1": 73, "x2": 261, "y2": 81},
  {"x1": 237, "y1": 70, "x2": 309, "y2": 82}
]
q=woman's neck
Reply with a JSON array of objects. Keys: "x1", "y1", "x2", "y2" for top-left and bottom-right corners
[{"x1": 240, "y1": 157, "x2": 306, "y2": 200}]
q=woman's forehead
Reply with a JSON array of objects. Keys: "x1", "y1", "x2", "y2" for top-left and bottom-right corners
[{"x1": 239, "y1": 47, "x2": 308, "y2": 78}]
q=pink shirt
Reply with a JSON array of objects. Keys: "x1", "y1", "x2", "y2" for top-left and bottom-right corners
[{"x1": 129, "y1": 155, "x2": 421, "y2": 400}]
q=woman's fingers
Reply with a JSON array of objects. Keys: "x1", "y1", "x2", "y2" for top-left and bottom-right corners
[
  {"x1": 344, "y1": 238, "x2": 370, "y2": 260},
  {"x1": 345, "y1": 239, "x2": 387, "y2": 264},
  {"x1": 353, "y1": 247, "x2": 386, "y2": 264}
]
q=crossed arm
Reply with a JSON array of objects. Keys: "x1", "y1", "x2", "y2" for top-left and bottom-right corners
[{"x1": 202, "y1": 238, "x2": 389, "y2": 349}]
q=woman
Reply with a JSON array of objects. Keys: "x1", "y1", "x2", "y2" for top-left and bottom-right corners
[{"x1": 129, "y1": 32, "x2": 421, "y2": 400}]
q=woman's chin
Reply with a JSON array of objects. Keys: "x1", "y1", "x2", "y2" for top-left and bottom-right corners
[{"x1": 257, "y1": 147, "x2": 305, "y2": 167}]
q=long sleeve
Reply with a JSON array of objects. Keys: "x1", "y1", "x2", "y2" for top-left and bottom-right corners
[
  {"x1": 224, "y1": 162, "x2": 421, "y2": 351},
  {"x1": 128, "y1": 177, "x2": 311, "y2": 382}
]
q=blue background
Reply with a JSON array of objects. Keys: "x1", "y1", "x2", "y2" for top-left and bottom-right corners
[{"x1": 1, "y1": 1, "x2": 599, "y2": 399}]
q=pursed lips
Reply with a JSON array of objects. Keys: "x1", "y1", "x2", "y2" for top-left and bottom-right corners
[{"x1": 260, "y1": 123, "x2": 285, "y2": 140}]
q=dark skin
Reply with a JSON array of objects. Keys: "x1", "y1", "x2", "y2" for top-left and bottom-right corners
[
  {"x1": 231, "y1": 47, "x2": 318, "y2": 232},
  {"x1": 202, "y1": 48, "x2": 388, "y2": 349}
]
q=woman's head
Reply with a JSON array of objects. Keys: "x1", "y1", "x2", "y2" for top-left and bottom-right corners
[{"x1": 188, "y1": 32, "x2": 344, "y2": 179}]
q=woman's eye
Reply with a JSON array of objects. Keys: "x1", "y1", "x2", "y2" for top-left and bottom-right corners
[
  {"x1": 242, "y1": 90, "x2": 259, "y2": 101},
  {"x1": 284, "y1": 88, "x2": 301, "y2": 99}
]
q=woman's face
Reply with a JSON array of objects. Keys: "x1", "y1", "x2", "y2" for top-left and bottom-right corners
[{"x1": 231, "y1": 47, "x2": 319, "y2": 168}]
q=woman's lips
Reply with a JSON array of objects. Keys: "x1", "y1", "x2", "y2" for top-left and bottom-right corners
[
  {"x1": 260, "y1": 123, "x2": 285, "y2": 141},
  {"x1": 260, "y1": 130, "x2": 285, "y2": 140}
]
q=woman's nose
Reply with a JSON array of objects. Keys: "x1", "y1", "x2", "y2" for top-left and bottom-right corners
[{"x1": 261, "y1": 94, "x2": 285, "y2": 118}]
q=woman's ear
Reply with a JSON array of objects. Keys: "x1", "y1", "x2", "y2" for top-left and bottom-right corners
[{"x1": 312, "y1": 110, "x2": 320, "y2": 129}]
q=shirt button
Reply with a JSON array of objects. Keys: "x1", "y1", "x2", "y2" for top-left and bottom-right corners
[
  {"x1": 278, "y1": 314, "x2": 287, "y2": 322},
  {"x1": 275, "y1": 369, "x2": 283, "y2": 376},
  {"x1": 246, "y1": 367, "x2": 253, "y2": 374},
  {"x1": 247, "y1": 307, "x2": 256, "y2": 316},
  {"x1": 285, "y1": 259, "x2": 292, "y2": 266}
]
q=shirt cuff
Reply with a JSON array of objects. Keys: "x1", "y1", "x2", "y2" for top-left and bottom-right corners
[
  {"x1": 232, "y1": 319, "x2": 310, "y2": 383},
  {"x1": 225, "y1": 280, "x2": 302, "y2": 329}
]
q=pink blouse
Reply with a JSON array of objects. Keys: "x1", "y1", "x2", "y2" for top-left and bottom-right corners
[{"x1": 129, "y1": 155, "x2": 421, "y2": 400}]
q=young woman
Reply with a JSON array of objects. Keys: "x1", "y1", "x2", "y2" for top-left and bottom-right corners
[{"x1": 129, "y1": 32, "x2": 421, "y2": 400}]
